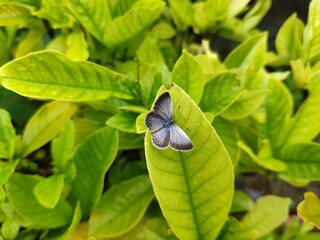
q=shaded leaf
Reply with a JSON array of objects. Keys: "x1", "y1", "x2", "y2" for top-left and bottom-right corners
[
  {"x1": 33, "y1": 174, "x2": 65, "y2": 209},
  {"x1": 279, "y1": 143, "x2": 320, "y2": 180},
  {"x1": 6, "y1": 173, "x2": 73, "y2": 228},
  {"x1": 200, "y1": 72, "x2": 241, "y2": 116},
  {"x1": 230, "y1": 190, "x2": 254, "y2": 214},
  {"x1": 71, "y1": 127, "x2": 118, "y2": 218},
  {"x1": 89, "y1": 175, "x2": 154, "y2": 238},
  {"x1": 68, "y1": 0, "x2": 111, "y2": 42},
  {"x1": 145, "y1": 85, "x2": 234, "y2": 239},
  {"x1": 106, "y1": 112, "x2": 139, "y2": 133},
  {"x1": 21, "y1": 101, "x2": 78, "y2": 157},
  {"x1": 219, "y1": 217, "x2": 256, "y2": 240},
  {"x1": 172, "y1": 50, "x2": 204, "y2": 103},
  {"x1": 104, "y1": 0, "x2": 165, "y2": 48},
  {"x1": 0, "y1": 109, "x2": 15, "y2": 159},
  {"x1": 241, "y1": 195, "x2": 291, "y2": 238}
]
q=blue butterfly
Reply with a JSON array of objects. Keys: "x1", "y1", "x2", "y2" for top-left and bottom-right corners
[{"x1": 145, "y1": 92, "x2": 193, "y2": 151}]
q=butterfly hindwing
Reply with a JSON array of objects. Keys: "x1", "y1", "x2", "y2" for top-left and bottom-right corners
[
  {"x1": 151, "y1": 127, "x2": 170, "y2": 149},
  {"x1": 169, "y1": 125, "x2": 193, "y2": 151}
]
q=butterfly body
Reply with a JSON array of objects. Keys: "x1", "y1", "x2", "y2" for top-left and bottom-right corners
[{"x1": 145, "y1": 92, "x2": 193, "y2": 151}]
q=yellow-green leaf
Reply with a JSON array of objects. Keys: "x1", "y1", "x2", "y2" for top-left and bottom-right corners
[
  {"x1": 297, "y1": 191, "x2": 320, "y2": 228},
  {"x1": 145, "y1": 84, "x2": 234, "y2": 240}
]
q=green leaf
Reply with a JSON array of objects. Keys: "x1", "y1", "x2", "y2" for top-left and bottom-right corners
[
  {"x1": 34, "y1": 0, "x2": 73, "y2": 28},
  {"x1": 205, "y1": 0, "x2": 229, "y2": 21},
  {"x1": 119, "y1": 132, "x2": 144, "y2": 150},
  {"x1": 137, "y1": 36, "x2": 166, "y2": 68},
  {"x1": 284, "y1": 72, "x2": 320, "y2": 144},
  {"x1": 66, "y1": 31, "x2": 89, "y2": 61},
  {"x1": 145, "y1": 85, "x2": 234, "y2": 240},
  {"x1": 224, "y1": 33, "x2": 267, "y2": 87},
  {"x1": 241, "y1": 195, "x2": 291, "y2": 239},
  {"x1": 71, "y1": 127, "x2": 118, "y2": 218},
  {"x1": 1, "y1": 218, "x2": 19, "y2": 240},
  {"x1": 0, "y1": 109, "x2": 15, "y2": 159},
  {"x1": 21, "y1": 101, "x2": 78, "y2": 157},
  {"x1": 230, "y1": 190, "x2": 254, "y2": 214},
  {"x1": 51, "y1": 121, "x2": 74, "y2": 172},
  {"x1": 304, "y1": 0, "x2": 320, "y2": 62},
  {"x1": 200, "y1": 72, "x2": 241, "y2": 116},
  {"x1": 167, "y1": 0, "x2": 194, "y2": 30},
  {"x1": 33, "y1": 174, "x2": 65, "y2": 209},
  {"x1": 89, "y1": 175, "x2": 154, "y2": 238},
  {"x1": 275, "y1": 13, "x2": 304, "y2": 60},
  {"x1": 213, "y1": 117, "x2": 239, "y2": 166},
  {"x1": 219, "y1": 217, "x2": 257, "y2": 240},
  {"x1": 297, "y1": 191, "x2": 320, "y2": 228},
  {"x1": 228, "y1": 0, "x2": 250, "y2": 18},
  {"x1": 136, "y1": 112, "x2": 147, "y2": 134},
  {"x1": 221, "y1": 89, "x2": 267, "y2": 120},
  {"x1": 0, "y1": 51, "x2": 132, "y2": 101},
  {"x1": 106, "y1": 112, "x2": 138, "y2": 133},
  {"x1": 0, "y1": 3, "x2": 33, "y2": 27},
  {"x1": 279, "y1": 143, "x2": 320, "y2": 180},
  {"x1": 262, "y1": 78, "x2": 292, "y2": 151},
  {"x1": 238, "y1": 141, "x2": 287, "y2": 172},
  {"x1": 195, "y1": 54, "x2": 226, "y2": 83},
  {"x1": 68, "y1": 0, "x2": 111, "y2": 42},
  {"x1": 103, "y1": 0, "x2": 165, "y2": 48},
  {"x1": 172, "y1": 50, "x2": 204, "y2": 104},
  {"x1": 6, "y1": 173, "x2": 73, "y2": 228},
  {"x1": 15, "y1": 30, "x2": 44, "y2": 58},
  {"x1": 45, "y1": 202, "x2": 82, "y2": 240}
]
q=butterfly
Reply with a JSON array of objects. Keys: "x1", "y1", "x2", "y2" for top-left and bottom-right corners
[{"x1": 145, "y1": 92, "x2": 193, "y2": 151}]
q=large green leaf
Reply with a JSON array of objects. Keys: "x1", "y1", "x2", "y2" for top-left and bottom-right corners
[
  {"x1": 68, "y1": 0, "x2": 111, "y2": 42},
  {"x1": 200, "y1": 72, "x2": 241, "y2": 116},
  {"x1": 6, "y1": 173, "x2": 73, "y2": 228},
  {"x1": 221, "y1": 89, "x2": 267, "y2": 120},
  {"x1": 0, "y1": 160, "x2": 19, "y2": 201},
  {"x1": 172, "y1": 50, "x2": 204, "y2": 104},
  {"x1": 304, "y1": 0, "x2": 320, "y2": 62},
  {"x1": 275, "y1": 13, "x2": 304, "y2": 60},
  {"x1": 71, "y1": 127, "x2": 118, "y2": 218},
  {"x1": 0, "y1": 109, "x2": 15, "y2": 159},
  {"x1": 21, "y1": 101, "x2": 78, "y2": 157},
  {"x1": 241, "y1": 195, "x2": 291, "y2": 239},
  {"x1": 284, "y1": 72, "x2": 320, "y2": 144},
  {"x1": 89, "y1": 175, "x2": 154, "y2": 238},
  {"x1": 224, "y1": 33, "x2": 266, "y2": 87},
  {"x1": 103, "y1": 0, "x2": 165, "y2": 48},
  {"x1": 0, "y1": 51, "x2": 132, "y2": 101},
  {"x1": 279, "y1": 143, "x2": 320, "y2": 180},
  {"x1": 297, "y1": 191, "x2": 320, "y2": 228},
  {"x1": 145, "y1": 85, "x2": 234, "y2": 240}
]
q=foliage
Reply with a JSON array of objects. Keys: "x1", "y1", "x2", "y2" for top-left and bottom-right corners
[{"x1": 0, "y1": 0, "x2": 319, "y2": 239}]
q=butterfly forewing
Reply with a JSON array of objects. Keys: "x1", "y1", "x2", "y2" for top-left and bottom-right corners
[
  {"x1": 169, "y1": 125, "x2": 193, "y2": 151},
  {"x1": 145, "y1": 111, "x2": 164, "y2": 131},
  {"x1": 151, "y1": 127, "x2": 170, "y2": 149},
  {"x1": 152, "y1": 92, "x2": 173, "y2": 121}
]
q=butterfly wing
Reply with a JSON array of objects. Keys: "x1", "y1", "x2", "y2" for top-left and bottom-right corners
[
  {"x1": 145, "y1": 111, "x2": 164, "y2": 131},
  {"x1": 152, "y1": 92, "x2": 173, "y2": 121},
  {"x1": 169, "y1": 125, "x2": 193, "y2": 151},
  {"x1": 151, "y1": 127, "x2": 170, "y2": 149}
]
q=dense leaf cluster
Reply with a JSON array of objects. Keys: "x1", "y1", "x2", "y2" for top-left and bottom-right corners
[{"x1": 0, "y1": 0, "x2": 320, "y2": 239}]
